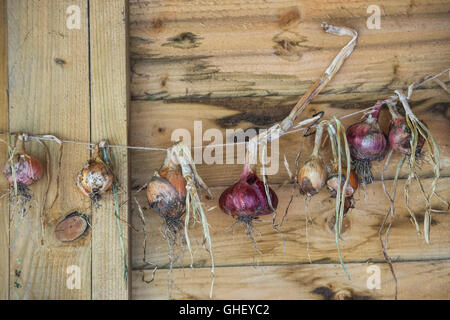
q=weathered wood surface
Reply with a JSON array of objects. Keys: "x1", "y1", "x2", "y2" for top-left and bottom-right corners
[
  {"x1": 90, "y1": 0, "x2": 130, "y2": 300},
  {"x1": 0, "y1": 0, "x2": 9, "y2": 300},
  {"x1": 129, "y1": 0, "x2": 450, "y2": 101},
  {"x1": 7, "y1": 0, "x2": 91, "y2": 299},
  {"x1": 132, "y1": 259, "x2": 450, "y2": 300},
  {"x1": 132, "y1": 177, "x2": 450, "y2": 269},
  {"x1": 130, "y1": 96, "x2": 450, "y2": 188}
]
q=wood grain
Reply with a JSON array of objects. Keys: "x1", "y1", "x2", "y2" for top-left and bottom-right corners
[
  {"x1": 132, "y1": 177, "x2": 450, "y2": 269},
  {"x1": 130, "y1": 96, "x2": 450, "y2": 188},
  {"x1": 89, "y1": 0, "x2": 130, "y2": 300},
  {"x1": 0, "y1": 0, "x2": 9, "y2": 300},
  {"x1": 128, "y1": 0, "x2": 450, "y2": 101},
  {"x1": 7, "y1": 0, "x2": 91, "y2": 299},
  {"x1": 132, "y1": 259, "x2": 450, "y2": 300}
]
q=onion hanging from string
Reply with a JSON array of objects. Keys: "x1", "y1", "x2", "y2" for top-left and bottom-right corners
[
  {"x1": 346, "y1": 102, "x2": 387, "y2": 185},
  {"x1": 76, "y1": 143, "x2": 114, "y2": 202},
  {"x1": 2, "y1": 134, "x2": 44, "y2": 197},
  {"x1": 219, "y1": 141, "x2": 278, "y2": 253},
  {"x1": 297, "y1": 124, "x2": 327, "y2": 197}
]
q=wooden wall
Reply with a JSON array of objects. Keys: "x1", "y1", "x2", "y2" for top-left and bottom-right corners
[
  {"x1": 129, "y1": 0, "x2": 450, "y2": 299},
  {"x1": 0, "y1": 0, "x2": 449, "y2": 300},
  {"x1": 0, "y1": 0, "x2": 130, "y2": 300}
]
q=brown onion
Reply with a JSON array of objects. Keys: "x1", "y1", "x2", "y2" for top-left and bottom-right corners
[
  {"x1": 326, "y1": 167, "x2": 358, "y2": 198},
  {"x1": 298, "y1": 124, "x2": 327, "y2": 197},
  {"x1": 77, "y1": 145, "x2": 114, "y2": 201},
  {"x1": 147, "y1": 157, "x2": 187, "y2": 219}
]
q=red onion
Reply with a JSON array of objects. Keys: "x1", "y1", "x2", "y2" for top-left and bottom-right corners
[
  {"x1": 219, "y1": 161, "x2": 278, "y2": 219},
  {"x1": 387, "y1": 103, "x2": 425, "y2": 157},
  {"x1": 2, "y1": 136, "x2": 44, "y2": 190},
  {"x1": 346, "y1": 103, "x2": 387, "y2": 184}
]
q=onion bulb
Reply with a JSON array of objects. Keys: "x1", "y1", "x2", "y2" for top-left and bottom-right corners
[
  {"x1": 2, "y1": 135, "x2": 44, "y2": 191},
  {"x1": 346, "y1": 103, "x2": 387, "y2": 184},
  {"x1": 326, "y1": 167, "x2": 358, "y2": 198},
  {"x1": 219, "y1": 142, "x2": 278, "y2": 253},
  {"x1": 298, "y1": 124, "x2": 328, "y2": 197},
  {"x1": 147, "y1": 156, "x2": 187, "y2": 220},
  {"x1": 77, "y1": 144, "x2": 114, "y2": 201},
  {"x1": 326, "y1": 167, "x2": 358, "y2": 215},
  {"x1": 219, "y1": 161, "x2": 278, "y2": 219},
  {"x1": 387, "y1": 103, "x2": 425, "y2": 156}
]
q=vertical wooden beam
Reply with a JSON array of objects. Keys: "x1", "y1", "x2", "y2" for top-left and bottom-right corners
[
  {"x1": 7, "y1": 0, "x2": 91, "y2": 299},
  {"x1": 0, "y1": 0, "x2": 9, "y2": 300},
  {"x1": 90, "y1": 0, "x2": 130, "y2": 299}
]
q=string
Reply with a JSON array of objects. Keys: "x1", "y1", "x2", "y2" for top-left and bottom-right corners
[{"x1": 0, "y1": 105, "x2": 376, "y2": 152}]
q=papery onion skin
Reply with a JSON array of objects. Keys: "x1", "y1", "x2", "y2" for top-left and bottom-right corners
[
  {"x1": 388, "y1": 117, "x2": 426, "y2": 156},
  {"x1": 326, "y1": 168, "x2": 358, "y2": 198},
  {"x1": 346, "y1": 105, "x2": 387, "y2": 162},
  {"x1": 147, "y1": 164, "x2": 186, "y2": 219},
  {"x1": 219, "y1": 165, "x2": 278, "y2": 219},
  {"x1": 77, "y1": 157, "x2": 114, "y2": 200},
  {"x1": 3, "y1": 154, "x2": 44, "y2": 187},
  {"x1": 297, "y1": 156, "x2": 328, "y2": 197}
]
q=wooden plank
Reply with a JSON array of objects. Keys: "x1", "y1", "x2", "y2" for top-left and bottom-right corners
[
  {"x1": 128, "y1": 0, "x2": 450, "y2": 101},
  {"x1": 132, "y1": 259, "x2": 450, "y2": 300},
  {"x1": 7, "y1": 0, "x2": 91, "y2": 299},
  {"x1": 130, "y1": 96, "x2": 450, "y2": 188},
  {"x1": 89, "y1": 0, "x2": 130, "y2": 300},
  {"x1": 132, "y1": 177, "x2": 450, "y2": 269},
  {"x1": 0, "y1": 0, "x2": 9, "y2": 300}
]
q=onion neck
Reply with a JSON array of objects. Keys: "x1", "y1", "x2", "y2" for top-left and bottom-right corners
[
  {"x1": 15, "y1": 134, "x2": 26, "y2": 155},
  {"x1": 312, "y1": 123, "x2": 324, "y2": 158},
  {"x1": 386, "y1": 101, "x2": 403, "y2": 120},
  {"x1": 242, "y1": 140, "x2": 258, "y2": 178},
  {"x1": 365, "y1": 102, "x2": 383, "y2": 124}
]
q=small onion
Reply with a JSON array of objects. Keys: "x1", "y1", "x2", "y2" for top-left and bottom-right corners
[
  {"x1": 297, "y1": 156, "x2": 328, "y2": 197},
  {"x1": 2, "y1": 136, "x2": 44, "y2": 188},
  {"x1": 327, "y1": 167, "x2": 358, "y2": 215},
  {"x1": 387, "y1": 104, "x2": 425, "y2": 156},
  {"x1": 326, "y1": 167, "x2": 358, "y2": 198},
  {"x1": 77, "y1": 145, "x2": 114, "y2": 201},
  {"x1": 297, "y1": 124, "x2": 327, "y2": 197},
  {"x1": 147, "y1": 159, "x2": 187, "y2": 219}
]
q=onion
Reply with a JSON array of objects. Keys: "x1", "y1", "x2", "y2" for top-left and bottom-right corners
[
  {"x1": 298, "y1": 124, "x2": 328, "y2": 197},
  {"x1": 219, "y1": 143, "x2": 278, "y2": 252},
  {"x1": 326, "y1": 167, "x2": 358, "y2": 198},
  {"x1": 346, "y1": 103, "x2": 387, "y2": 184},
  {"x1": 147, "y1": 157, "x2": 187, "y2": 220},
  {"x1": 219, "y1": 161, "x2": 278, "y2": 219},
  {"x1": 327, "y1": 167, "x2": 358, "y2": 214},
  {"x1": 77, "y1": 145, "x2": 114, "y2": 201},
  {"x1": 2, "y1": 136, "x2": 44, "y2": 190},
  {"x1": 387, "y1": 103, "x2": 425, "y2": 156}
]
